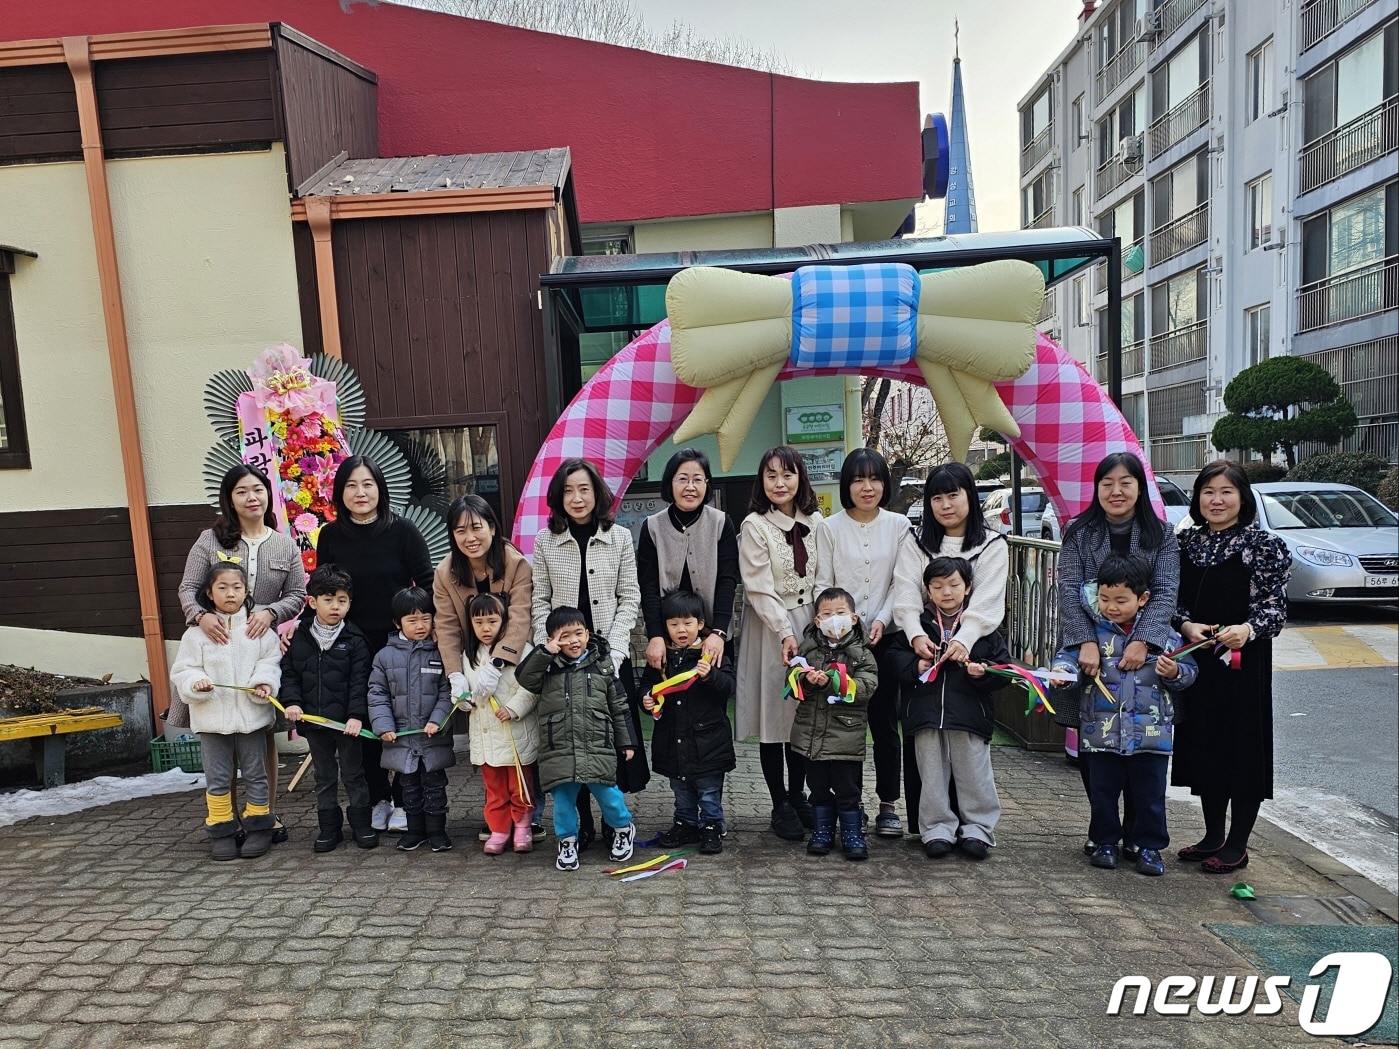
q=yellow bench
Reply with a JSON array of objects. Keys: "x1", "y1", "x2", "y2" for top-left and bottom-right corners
[{"x1": 0, "y1": 707, "x2": 124, "y2": 787}]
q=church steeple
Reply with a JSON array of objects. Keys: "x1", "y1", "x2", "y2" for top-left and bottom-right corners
[{"x1": 943, "y1": 23, "x2": 978, "y2": 234}]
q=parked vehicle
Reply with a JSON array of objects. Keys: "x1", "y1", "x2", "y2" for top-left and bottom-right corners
[
  {"x1": 1040, "y1": 476, "x2": 1192, "y2": 541},
  {"x1": 975, "y1": 479, "x2": 1003, "y2": 506},
  {"x1": 1248, "y1": 482, "x2": 1399, "y2": 604},
  {"x1": 982, "y1": 487, "x2": 1048, "y2": 537}
]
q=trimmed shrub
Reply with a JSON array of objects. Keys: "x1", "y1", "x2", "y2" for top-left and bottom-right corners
[
  {"x1": 1242, "y1": 460, "x2": 1287, "y2": 484},
  {"x1": 1377, "y1": 466, "x2": 1399, "y2": 511},
  {"x1": 1286, "y1": 453, "x2": 1390, "y2": 494}
]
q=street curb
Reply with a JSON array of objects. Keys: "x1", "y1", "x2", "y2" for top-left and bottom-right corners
[{"x1": 1253, "y1": 816, "x2": 1399, "y2": 922}]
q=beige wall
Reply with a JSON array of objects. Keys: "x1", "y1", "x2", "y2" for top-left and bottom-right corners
[
  {"x1": 0, "y1": 626, "x2": 181, "y2": 684},
  {"x1": 631, "y1": 212, "x2": 773, "y2": 253},
  {"x1": 0, "y1": 146, "x2": 304, "y2": 512}
]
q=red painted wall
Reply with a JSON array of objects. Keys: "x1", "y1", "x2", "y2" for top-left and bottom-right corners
[{"x1": 9, "y1": 0, "x2": 922, "y2": 224}]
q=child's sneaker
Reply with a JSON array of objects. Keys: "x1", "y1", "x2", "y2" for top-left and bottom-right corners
[
  {"x1": 388, "y1": 807, "x2": 409, "y2": 833},
  {"x1": 370, "y1": 800, "x2": 393, "y2": 832},
  {"x1": 556, "y1": 835, "x2": 580, "y2": 871},
  {"x1": 657, "y1": 821, "x2": 701, "y2": 848},
  {"x1": 609, "y1": 822, "x2": 636, "y2": 862},
  {"x1": 699, "y1": 824, "x2": 723, "y2": 855}
]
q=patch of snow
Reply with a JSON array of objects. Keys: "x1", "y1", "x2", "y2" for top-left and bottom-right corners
[{"x1": 0, "y1": 768, "x2": 205, "y2": 828}]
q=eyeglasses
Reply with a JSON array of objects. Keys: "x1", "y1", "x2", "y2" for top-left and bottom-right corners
[{"x1": 674, "y1": 476, "x2": 708, "y2": 488}]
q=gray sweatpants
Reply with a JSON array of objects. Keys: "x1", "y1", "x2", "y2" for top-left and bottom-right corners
[
  {"x1": 913, "y1": 728, "x2": 1000, "y2": 846},
  {"x1": 199, "y1": 732, "x2": 269, "y2": 808}
]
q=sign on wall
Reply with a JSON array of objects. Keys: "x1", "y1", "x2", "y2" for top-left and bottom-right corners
[{"x1": 785, "y1": 404, "x2": 844, "y2": 444}]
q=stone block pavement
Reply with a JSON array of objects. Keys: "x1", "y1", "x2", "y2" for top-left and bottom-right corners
[{"x1": 0, "y1": 740, "x2": 1394, "y2": 1049}]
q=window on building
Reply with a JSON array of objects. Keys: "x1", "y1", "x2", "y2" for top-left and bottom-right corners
[
  {"x1": 1148, "y1": 381, "x2": 1207, "y2": 438},
  {"x1": 0, "y1": 252, "x2": 31, "y2": 470},
  {"x1": 1096, "y1": 292, "x2": 1146, "y2": 356},
  {"x1": 384, "y1": 425, "x2": 502, "y2": 522},
  {"x1": 1022, "y1": 169, "x2": 1055, "y2": 227},
  {"x1": 1073, "y1": 275, "x2": 1089, "y2": 327},
  {"x1": 1151, "y1": 29, "x2": 1209, "y2": 119},
  {"x1": 1246, "y1": 303, "x2": 1271, "y2": 367},
  {"x1": 1072, "y1": 95, "x2": 1085, "y2": 150},
  {"x1": 1150, "y1": 151, "x2": 1208, "y2": 229},
  {"x1": 1098, "y1": 0, "x2": 1143, "y2": 69},
  {"x1": 1247, "y1": 173, "x2": 1274, "y2": 249},
  {"x1": 1097, "y1": 86, "x2": 1146, "y2": 167},
  {"x1": 1072, "y1": 186, "x2": 1085, "y2": 227},
  {"x1": 1303, "y1": 22, "x2": 1397, "y2": 144},
  {"x1": 576, "y1": 228, "x2": 638, "y2": 383},
  {"x1": 1021, "y1": 84, "x2": 1053, "y2": 150},
  {"x1": 1122, "y1": 391, "x2": 1146, "y2": 440},
  {"x1": 1246, "y1": 39, "x2": 1274, "y2": 124},
  {"x1": 1151, "y1": 267, "x2": 1207, "y2": 333},
  {"x1": 1301, "y1": 182, "x2": 1396, "y2": 284}
]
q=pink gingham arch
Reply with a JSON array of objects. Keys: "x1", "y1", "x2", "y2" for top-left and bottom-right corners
[{"x1": 511, "y1": 321, "x2": 1154, "y2": 556}]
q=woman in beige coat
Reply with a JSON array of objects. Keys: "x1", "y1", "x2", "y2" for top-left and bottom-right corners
[{"x1": 736, "y1": 446, "x2": 822, "y2": 841}]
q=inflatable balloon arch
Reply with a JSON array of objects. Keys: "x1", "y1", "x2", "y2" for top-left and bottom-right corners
[{"x1": 511, "y1": 259, "x2": 1161, "y2": 556}]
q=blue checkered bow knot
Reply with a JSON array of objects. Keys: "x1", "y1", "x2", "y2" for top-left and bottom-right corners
[{"x1": 790, "y1": 263, "x2": 920, "y2": 370}]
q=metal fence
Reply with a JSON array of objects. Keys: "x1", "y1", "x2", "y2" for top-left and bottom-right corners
[
  {"x1": 1148, "y1": 82, "x2": 1209, "y2": 159},
  {"x1": 1151, "y1": 0, "x2": 1207, "y2": 48},
  {"x1": 1297, "y1": 256, "x2": 1399, "y2": 333},
  {"x1": 1298, "y1": 97, "x2": 1398, "y2": 193},
  {"x1": 1021, "y1": 124, "x2": 1054, "y2": 174},
  {"x1": 1300, "y1": 0, "x2": 1378, "y2": 52},
  {"x1": 1095, "y1": 40, "x2": 1146, "y2": 105},
  {"x1": 1004, "y1": 537, "x2": 1062, "y2": 668}
]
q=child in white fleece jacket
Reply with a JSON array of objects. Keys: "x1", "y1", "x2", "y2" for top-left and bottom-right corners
[{"x1": 170, "y1": 562, "x2": 282, "y2": 861}]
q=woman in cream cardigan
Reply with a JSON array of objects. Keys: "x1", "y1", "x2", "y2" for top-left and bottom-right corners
[{"x1": 736, "y1": 445, "x2": 822, "y2": 841}]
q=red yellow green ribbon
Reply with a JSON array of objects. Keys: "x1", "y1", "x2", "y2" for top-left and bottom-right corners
[
  {"x1": 213, "y1": 684, "x2": 379, "y2": 739},
  {"x1": 604, "y1": 848, "x2": 698, "y2": 876},
  {"x1": 649, "y1": 653, "x2": 711, "y2": 719},
  {"x1": 782, "y1": 659, "x2": 855, "y2": 704},
  {"x1": 982, "y1": 665, "x2": 1057, "y2": 716}
]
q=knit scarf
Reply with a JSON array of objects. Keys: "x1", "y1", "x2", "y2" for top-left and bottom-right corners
[{"x1": 311, "y1": 618, "x2": 345, "y2": 651}]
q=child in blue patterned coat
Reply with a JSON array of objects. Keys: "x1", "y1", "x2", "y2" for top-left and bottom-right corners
[{"x1": 1052, "y1": 553, "x2": 1197, "y2": 876}]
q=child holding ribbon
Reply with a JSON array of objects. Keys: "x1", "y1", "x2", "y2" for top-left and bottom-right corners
[
  {"x1": 889, "y1": 556, "x2": 1010, "y2": 861},
  {"x1": 788, "y1": 587, "x2": 879, "y2": 860},
  {"x1": 280, "y1": 564, "x2": 376, "y2": 853},
  {"x1": 170, "y1": 561, "x2": 282, "y2": 861},
  {"x1": 641, "y1": 590, "x2": 736, "y2": 855},
  {"x1": 461, "y1": 593, "x2": 540, "y2": 855},
  {"x1": 1052, "y1": 553, "x2": 1197, "y2": 876},
  {"x1": 368, "y1": 587, "x2": 455, "y2": 854}
]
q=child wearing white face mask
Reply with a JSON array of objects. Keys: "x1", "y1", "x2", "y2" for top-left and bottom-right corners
[{"x1": 789, "y1": 588, "x2": 880, "y2": 860}]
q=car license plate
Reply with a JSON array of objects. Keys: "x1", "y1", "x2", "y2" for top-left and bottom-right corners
[{"x1": 1364, "y1": 574, "x2": 1398, "y2": 588}]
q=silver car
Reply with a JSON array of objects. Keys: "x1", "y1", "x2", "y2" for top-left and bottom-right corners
[
  {"x1": 1250, "y1": 482, "x2": 1399, "y2": 604},
  {"x1": 982, "y1": 487, "x2": 1047, "y2": 537}
]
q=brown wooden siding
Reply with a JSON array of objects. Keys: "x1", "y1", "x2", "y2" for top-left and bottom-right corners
[
  {"x1": 94, "y1": 50, "x2": 281, "y2": 157},
  {"x1": 0, "y1": 64, "x2": 81, "y2": 163},
  {"x1": 0, "y1": 504, "x2": 215, "y2": 641},
  {"x1": 331, "y1": 209, "x2": 556, "y2": 532},
  {"x1": 273, "y1": 27, "x2": 378, "y2": 192},
  {"x1": 291, "y1": 222, "x2": 325, "y2": 357}
]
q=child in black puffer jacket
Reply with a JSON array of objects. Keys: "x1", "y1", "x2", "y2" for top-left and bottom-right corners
[
  {"x1": 889, "y1": 556, "x2": 1009, "y2": 862},
  {"x1": 368, "y1": 587, "x2": 455, "y2": 854},
  {"x1": 640, "y1": 591, "x2": 736, "y2": 855}
]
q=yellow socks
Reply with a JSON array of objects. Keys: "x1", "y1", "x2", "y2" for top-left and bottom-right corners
[
  {"x1": 205, "y1": 791, "x2": 233, "y2": 826},
  {"x1": 243, "y1": 801, "x2": 270, "y2": 819}
]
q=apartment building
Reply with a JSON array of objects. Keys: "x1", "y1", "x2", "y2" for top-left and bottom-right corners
[{"x1": 1019, "y1": 0, "x2": 1396, "y2": 479}]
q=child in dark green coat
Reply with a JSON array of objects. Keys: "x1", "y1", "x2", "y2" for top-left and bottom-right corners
[
  {"x1": 516, "y1": 606, "x2": 639, "y2": 872},
  {"x1": 789, "y1": 587, "x2": 880, "y2": 860}
]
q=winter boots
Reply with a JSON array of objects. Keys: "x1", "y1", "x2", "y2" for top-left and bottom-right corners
[
  {"x1": 425, "y1": 812, "x2": 453, "y2": 852},
  {"x1": 838, "y1": 808, "x2": 869, "y2": 861},
  {"x1": 314, "y1": 806, "x2": 344, "y2": 853},
  {"x1": 239, "y1": 813, "x2": 277, "y2": 859},
  {"x1": 397, "y1": 812, "x2": 428, "y2": 851},
  {"x1": 513, "y1": 816, "x2": 534, "y2": 853},
  {"x1": 347, "y1": 805, "x2": 379, "y2": 849},
  {"x1": 207, "y1": 819, "x2": 241, "y2": 861},
  {"x1": 807, "y1": 804, "x2": 836, "y2": 856}
]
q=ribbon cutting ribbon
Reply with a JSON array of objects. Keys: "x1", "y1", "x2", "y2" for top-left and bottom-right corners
[
  {"x1": 781, "y1": 658, "x2": 855, "y2": 704},
  {"x1": 981, "y1": 665, "x2": 1058, "y2": 716},
  {"x1": 665, "y1": 260, "x2": 1045, "y2": 470},
  {"x1": 621, "y1": 858, "x2": 688, "y2": 882},
  {"x1": 1149, "y1": 635, "x2": 1240, "y2": 670},
  {"x1": 211, "y1": 685, "x2": 378, "y2": 739},
  {"x1": 487, "y1": 696, "x2": 532, "y2": 806},
  {"x1": 605, "y1": 848, "x2": 698, "y2": 877},
  {"x1": 649, "y1": 653, "x2": 712, "y2": 719}
]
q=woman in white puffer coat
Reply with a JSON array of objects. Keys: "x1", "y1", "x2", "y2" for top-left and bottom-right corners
[{"x1": 462, "y1": 592, "x2": 540, "y2": 854}]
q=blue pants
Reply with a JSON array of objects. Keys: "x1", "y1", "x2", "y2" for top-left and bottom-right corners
[
  {"x1": 549, "y1": 782, "x2": 631, "y2": 840},
  {"x1": 1086, "y1": 752, "x2": 1168, "y2": 852},
  {"x1": 670, "y1": 773, "x2": 725, "y2": 827}
]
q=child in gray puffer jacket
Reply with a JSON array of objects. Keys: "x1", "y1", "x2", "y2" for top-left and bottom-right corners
[{"x1": 369, "y1": 587, "x2": 455, "y2": 853}]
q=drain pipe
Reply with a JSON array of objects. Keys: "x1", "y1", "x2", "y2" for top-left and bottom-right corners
[{"x1": 63, "y1": 36, "x2": 172, "y2": 720}]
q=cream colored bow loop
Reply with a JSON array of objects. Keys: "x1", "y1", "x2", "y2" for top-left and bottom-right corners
[{"x1": 666, "y1": 260, "x2": 1045, "y2": 470}]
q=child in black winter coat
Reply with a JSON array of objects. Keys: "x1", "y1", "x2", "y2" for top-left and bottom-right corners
[
  {"x1": 640, "y1": 591, "x2": 736, "y2": 855},
  {"x1": 889, "y1": 556, "x2": 1009, "y2": 861},
  {"x1": 368, "y1": 587, "x2": 455, "y2": 854},
  {"x1": 280, "y1": 564, "x2": 376, "y2": 853}
]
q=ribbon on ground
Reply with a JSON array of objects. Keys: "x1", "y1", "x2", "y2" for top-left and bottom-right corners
[
  {"x1": 982, "y1": 665, "x2": 1057, "y2": 716},
  {"x1": 605, "y1": 848, "x2": 698, "y2": 876},
  {"x1": 621, "y1": 858, "x2": 689, "y2": 883},
  {"x1": 649, "y1": 653, "x2": 711, "y2": 719}
]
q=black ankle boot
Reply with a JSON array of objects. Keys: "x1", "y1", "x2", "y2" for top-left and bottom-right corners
[
  {"x1": 838, "y1": 808, "x2": 868, "y2": 861},
  {"x1": 425, "y1": 812, "x2": 453, "y2": 852},
  {"x1": 314, "y1": 806, "x2": 344, "y2": 854},
  {"x1": 788, "y1": 791, "x2": 814, "y2": 830},
  {"x1": 347, "y1": 805, "x2": 379, "y2": 849},
  {"x1": 397, "y1": 812, "x2": 428, "y2": 851},
  {"x1": 240, "y1": 813, "x2": 276, "y2": 859},
  {"x1": 207, "y1": 819, "x2": 241, "y2": 861}
]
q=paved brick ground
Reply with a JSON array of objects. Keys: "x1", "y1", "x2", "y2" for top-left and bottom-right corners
[{"x1": 0, "y1": 742, "x2": 1392, "y2": 1048}]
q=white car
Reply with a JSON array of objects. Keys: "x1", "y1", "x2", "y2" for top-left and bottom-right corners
[
  {"x1": 982, "y1": 487, "x2": 1048, "y2": 537},
  {"x1": 1040, "y1": 476, "x2": 1192, "y2": 541}
]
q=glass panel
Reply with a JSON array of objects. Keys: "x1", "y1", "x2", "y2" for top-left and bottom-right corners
[
  {"x1": 1329, "y1": 187, "x2": 1386, "y2": 275},
  {"x1": 387, "y1": 426, "x2": 502, "y2": 522},
  {"x1": 1032, "y1": 88, "x2": 1052, "y2": 136},
  {"x1": 1262, "y1": 490, "x2": 1397, "y2": 528},
  {"x1": 1167, "y1": 35, "x2": 1200, "y2": 110},
  {"x1": 1167, "y1": 269, "x2": 1199, "y2": 327},
  {"x1": 1336, "y1": 32, "x2": 1384, "y2": 126},
  {"x1": 0, "y1": 382, "x2": 7, "y2": 449}
]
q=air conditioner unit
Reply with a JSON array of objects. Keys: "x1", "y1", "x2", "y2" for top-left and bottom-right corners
[
  {"x1": 1120, "y1": 134, "x2": 1143, "y2": 162},
  {"x1": 1145, "y1": 8, "x2": 1163, "y2": 32}
]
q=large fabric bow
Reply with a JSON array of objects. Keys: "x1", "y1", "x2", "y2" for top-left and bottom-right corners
[{"x1": 666, "y1": 260, "x2": 1045, "y2": 470}]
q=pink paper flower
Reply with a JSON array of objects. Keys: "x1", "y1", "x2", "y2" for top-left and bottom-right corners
[{"x1": 293, "y1": 512, "x2": 319, "y2": 534}]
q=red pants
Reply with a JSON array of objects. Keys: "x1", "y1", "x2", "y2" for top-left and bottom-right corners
[{"x1": 481, "y1": 762, "x2": 535, "y2": 833}]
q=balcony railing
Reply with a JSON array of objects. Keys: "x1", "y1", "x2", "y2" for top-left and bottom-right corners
[
  {"x1": 1037, "y1": 293, "x2": 1056, "y2": 324},
  {"x1": 1297, "y1": 256, "x2": 1399, "y2": 333},
  {"x1": 1149, "y1": 0, "x2": 1207, "y2": 49},
  {"x1": 1095, "y1": 153, "x2": 1137, "y2": 199},
  {"x1": 1148, "y1": 435, "x2": 1209, "y2": 473},
  {"x1": 1150, "y1": 202, "x2": 1208, "y2": 265},
  {"x1": 1025, "y1": 207, "x2": 1056, "y2": 230},
  {"x1": 1095, "y1": 40, "x2": 1147, "y2": 104},
  {"x1": 1148, "y1": 81, "x2": 1209, "y2": 158},
  {"x1": 1299, "y1": 97, "x2": 1398, "y2": 193},
  {"x1": 1151, "y1": 319, "x2": 1208, "y2": 370},
  {"x1": 1095, "y1": 340, "x2": 1146, "y2": 383},
  {"x1": 1300, "y1": 0, "x2": 1378, "y2": 52},
  {"x1": 1021, "y1": 124, "x2": 1053, "y2": 174}
]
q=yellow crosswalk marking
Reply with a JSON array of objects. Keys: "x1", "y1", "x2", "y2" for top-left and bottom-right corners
[{"x1": 1275, "y1": 624, "x2": 1398, "y2": 671}]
